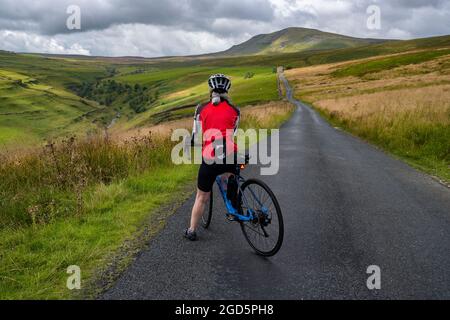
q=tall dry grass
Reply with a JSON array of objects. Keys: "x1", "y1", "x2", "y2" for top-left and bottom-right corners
[
  {"x1": 0, "y1": 133, "x2": 174, "y2": 229},
  {"x1": 239, "y1": 101, "x2": 295, "y2": 129},
  {"x1": 286, "y1": 52, "x2": 450, "y2": 180},
  {"x1": 318, "y1": 85, "x2": 450, "y2": 145}
]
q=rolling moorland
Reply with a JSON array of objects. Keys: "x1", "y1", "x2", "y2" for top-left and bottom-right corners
[
  {"x1": 2, "y1": 29, "x2": 450, "y2": 149},
  {"x1": 0, "y1": 28, "x2": 449, "y2": 298}
]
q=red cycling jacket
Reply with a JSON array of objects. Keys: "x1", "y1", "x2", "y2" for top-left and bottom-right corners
[{"x1": 192, "y1": 98, "x2": 240, "y2": 162}]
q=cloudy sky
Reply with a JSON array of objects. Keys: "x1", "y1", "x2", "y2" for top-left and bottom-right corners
[{"x1": 0, "y1": 0, "x2": 449, "y2": 57}]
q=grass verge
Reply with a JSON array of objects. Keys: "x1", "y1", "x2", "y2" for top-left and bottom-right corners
[
  {"x1": 314, "y1": 98, "x2": 450, "y2": 184},
  {"x1": 0, "y1": 165, "x2": 197, "y2": 299},
  {"x1": 286, "y1": 50, "x2": 450, "y2": 184}
]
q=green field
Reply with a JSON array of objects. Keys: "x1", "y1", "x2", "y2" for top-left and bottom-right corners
[
  {"x1": 332, "y1": 48, "x2": 450, "y2": 77},
  {"x1": 0, "y1": 69, "x2": 102, "y2": 145},
  {"x1": 0, "y1": 52, "x2": 110, "y2": 146},
  {"x1": 112, "y1": 66, "x2": 278, "y2": 128}
]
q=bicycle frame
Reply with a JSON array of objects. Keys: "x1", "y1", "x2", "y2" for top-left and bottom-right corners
[{"x1": 215, "y1": 173, "x2": 269, "y2": 222}]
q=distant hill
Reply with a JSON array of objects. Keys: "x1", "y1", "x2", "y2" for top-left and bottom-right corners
[{"x1": 215, "y1": 27, "x2": 388, "y2": 56}]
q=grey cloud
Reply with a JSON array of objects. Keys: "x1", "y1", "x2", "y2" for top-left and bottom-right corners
[
  {"x1": 0, "y1": 0, "x2": 449, "y2": 57},
  {"x1": 0, "y1": 0, "x2": 274, "y2": 35},
  {"x1": 390, "y1": 0, "x2": 447, "y2": 9},
  {"x1": 189, "y1": 0, "x2": 273, "y2": 21}
]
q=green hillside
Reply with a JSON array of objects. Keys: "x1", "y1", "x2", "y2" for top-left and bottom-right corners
[
  {"x1": 0, "y1": 49, "x2": 281, "y2": 146},
  {"x1": 216, "y1": 27, "x2": 386, "y2": 56},
  {"x1": 112, "y1": 65, "x2": 278, "y2": 128},
  {"x1": 0, "y1": 52, "x2": 109, "y2": 146}
]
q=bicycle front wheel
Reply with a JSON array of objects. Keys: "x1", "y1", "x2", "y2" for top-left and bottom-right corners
[{"x1": 239, "y1": 179, "x2": 284, "y2": 257}]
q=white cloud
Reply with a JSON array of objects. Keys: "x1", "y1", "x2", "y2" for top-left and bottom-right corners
[
  {"x1": 0, "y1": 30, "x2": 90, "y2": 55},
  {"x1": 385, "y1": 28, "x2": 412, "y2": 39}
]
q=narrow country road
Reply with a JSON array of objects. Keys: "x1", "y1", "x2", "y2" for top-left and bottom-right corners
[{"x1": 102, "y1": 74, "x2": 450, "y2": 299}]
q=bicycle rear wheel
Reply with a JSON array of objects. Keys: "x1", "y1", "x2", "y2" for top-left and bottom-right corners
[
  {"x1": 201, "y1": 190, "x2": 213, "y2": 229},
  {"x1": 238, "y1": 179, "x2": 284, "y2": 256}
]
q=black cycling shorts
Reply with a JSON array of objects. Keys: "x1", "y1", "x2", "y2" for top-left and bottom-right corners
[{"x1": 197, "y1": 161, "x2": 236, "y2": 193}]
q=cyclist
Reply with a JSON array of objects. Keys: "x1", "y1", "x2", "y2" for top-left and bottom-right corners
[{"x1": 184, "y1": 74, "x2": 240, "y2": 241}]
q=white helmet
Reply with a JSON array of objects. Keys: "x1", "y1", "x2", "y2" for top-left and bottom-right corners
[{"x1": 208, "y1": 74, "x2": 231, "y2": 93}]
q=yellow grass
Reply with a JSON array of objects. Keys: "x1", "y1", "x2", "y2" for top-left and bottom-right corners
[
  {"x1": 316, "y1": 85, "x2": 450, "y2": 125},
  {"x1": 286, "y1": 51, "x2": 450, "y2": 182},
  {"x1": 240, "y1": 101, "x2": 294, "y2": 125}
]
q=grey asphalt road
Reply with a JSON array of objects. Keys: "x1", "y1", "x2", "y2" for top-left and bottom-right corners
[{"x1": 102, "y1": 74, "x2": 450, "y2": 300}]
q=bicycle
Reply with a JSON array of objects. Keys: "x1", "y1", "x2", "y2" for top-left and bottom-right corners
[{"x1": 201, "y1": 154, "x2": 284, "y2": 257}]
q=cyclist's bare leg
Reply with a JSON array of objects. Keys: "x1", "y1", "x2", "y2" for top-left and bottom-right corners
[{"x1": 189, "y1": 188, "x2": 210, "y2": 231}]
